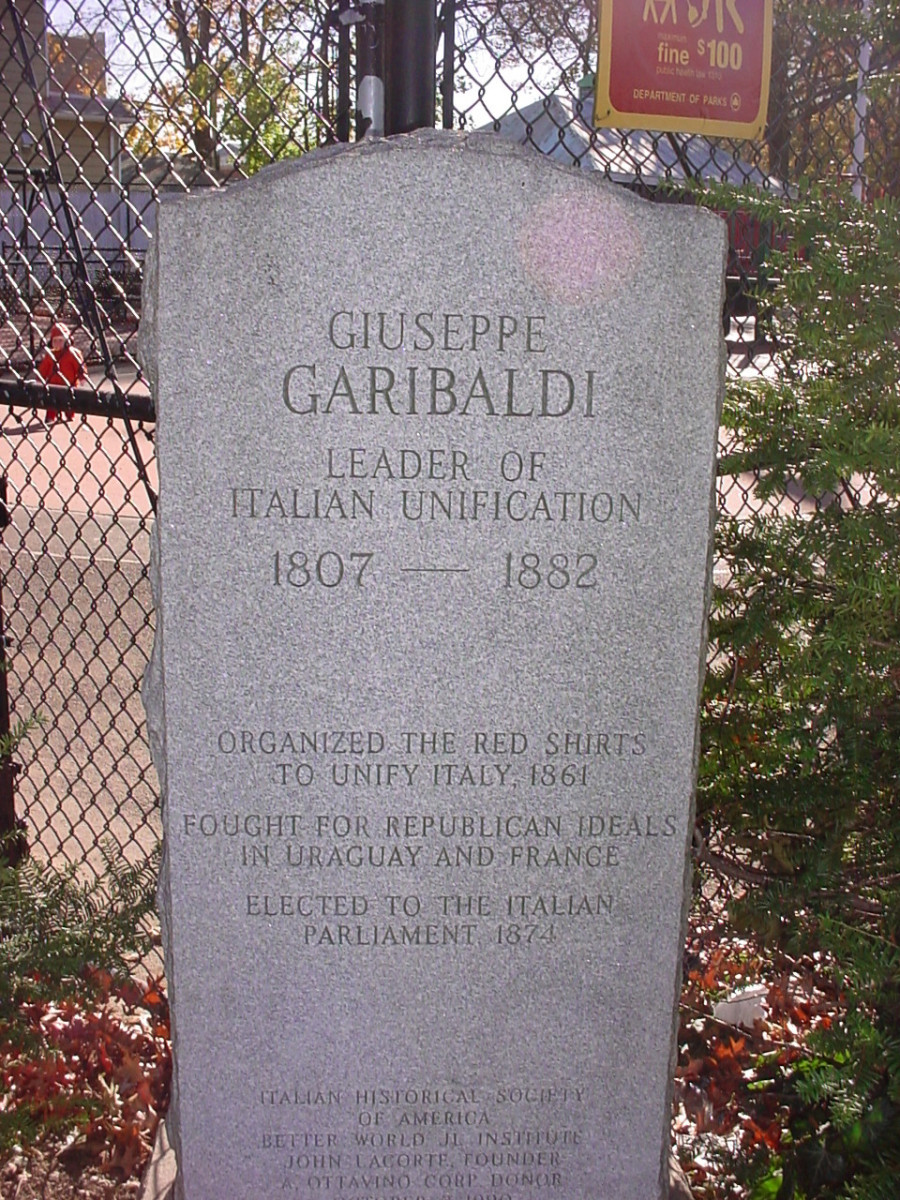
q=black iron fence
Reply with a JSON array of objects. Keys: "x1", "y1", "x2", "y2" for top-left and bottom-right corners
[{"x1": 0, "y1": 0, "x2": 896, "y2": 879}]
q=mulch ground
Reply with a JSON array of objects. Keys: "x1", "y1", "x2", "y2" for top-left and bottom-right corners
[{"x1": 1, "y1": 1147, "x2": 142, "y2": 1200}]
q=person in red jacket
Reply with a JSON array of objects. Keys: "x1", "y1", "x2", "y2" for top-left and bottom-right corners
[{"x1": 38, "y1": 322, "x2": 85, "y2": 421}]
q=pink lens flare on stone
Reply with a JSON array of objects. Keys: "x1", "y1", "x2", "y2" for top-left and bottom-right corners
[{"x1": 519, "y1": 193, "x2": 645, "y2": 305}]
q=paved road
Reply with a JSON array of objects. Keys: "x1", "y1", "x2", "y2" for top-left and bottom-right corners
[{"x1": 0, "y1": 400, "x2": 159, "y2": 880}]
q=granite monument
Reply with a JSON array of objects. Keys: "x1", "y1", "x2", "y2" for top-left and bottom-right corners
[{"x1": 141, "y1": 130, "x2": 726, "y2": 1200}]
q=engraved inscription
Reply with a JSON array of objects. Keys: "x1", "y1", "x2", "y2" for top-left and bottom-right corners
[
  {"x1": 181, "y1": 710, "x2": 678, "y2": 954},
  {"x1": 255, "y1": 1081, "x2": 587, "y2": 1197}
]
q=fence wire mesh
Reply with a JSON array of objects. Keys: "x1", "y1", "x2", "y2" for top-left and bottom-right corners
[{"x1": 1, "y1": 0, "x2": 897, "y2": 903}]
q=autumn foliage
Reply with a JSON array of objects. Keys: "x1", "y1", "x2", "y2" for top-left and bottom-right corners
[
  {"x1": 0, "y1": 846, "x2": 169, "y2": 1178},
  {"x1": 1, "y1": 974, "x2": 171, "y2": 1179}
]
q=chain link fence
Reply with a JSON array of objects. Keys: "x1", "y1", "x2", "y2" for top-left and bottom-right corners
[{"x1": 1, "y1": 0, "x2": 896, "y2": 891}]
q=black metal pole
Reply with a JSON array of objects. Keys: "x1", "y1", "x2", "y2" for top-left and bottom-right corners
[
  {"x1": 0, "y1": 476, "x2": 23, "y2": 866},
  {"x1": 440, "y1": 0, "x2": 455, "y2": 130},
  {"x1": 337, "y1": 0, "x2": 353, "y2": 142},
  {"x1": 357, "y1": 0, "x2": 386, "y2": 137},
  {"x1": 384, "y1": 0, "x2": 436, "y2": 135},
  {"x1": 0, "y1": 378, "x2": 155, "y2": 423}
]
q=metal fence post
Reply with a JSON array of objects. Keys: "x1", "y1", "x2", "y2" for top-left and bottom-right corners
[
  {"x1": 357, "y1": 0, "x2": 386, "y2": 137},
  {"x1": 0, "y1": 475, "x2": 24, "y2": 866},
  {"x1": 440, "y1": 0, "x2": 455, "y2": 130},
  {"x1": 337, "y1": 0, "x2": 353, "y2": 142},
  {"x1": 384, "y1": 0, "x2": 436, "y2": 134}
]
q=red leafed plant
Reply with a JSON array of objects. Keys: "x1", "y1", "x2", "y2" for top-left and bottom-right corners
[
  {"x1": 1, "y1": 975, "x2": 171, "y2": 1178},
  {"x1": 0, "y1": 844, "x2": 171, "y2": 1178}
]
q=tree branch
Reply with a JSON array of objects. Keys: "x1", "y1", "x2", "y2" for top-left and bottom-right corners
[{"x1": 694, "y1": 840, "x2": 885, "y2": 918}]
